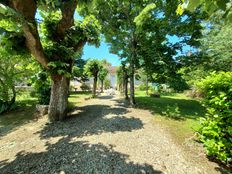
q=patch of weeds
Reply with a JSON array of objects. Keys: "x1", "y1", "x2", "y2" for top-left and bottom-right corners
[{"x1": 162, "y1": 104, "x2": 183, "y2": 120}]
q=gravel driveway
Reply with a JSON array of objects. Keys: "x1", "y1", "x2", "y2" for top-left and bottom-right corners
[{"x1": 0, "y1": 93, "x2": 225, "y2": 174}]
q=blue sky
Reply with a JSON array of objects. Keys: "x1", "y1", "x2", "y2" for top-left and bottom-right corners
[
  {"x1": 82, "y1": 36, "x2": 193, "y2": 66},
  {"x1": 82, "y1": 43, "x2": 122, "y2": 66}
]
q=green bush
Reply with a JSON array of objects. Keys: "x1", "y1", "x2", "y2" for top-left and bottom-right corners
[
  {"x1": 197, "y1": 72, "x2": 232, "y2": 164},
  {"x1": 162, "y1": 104, "x2": 182, "y2": 119}
]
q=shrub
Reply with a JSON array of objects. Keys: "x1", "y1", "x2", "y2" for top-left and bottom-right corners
[
  {"x1": 31, "y1": 72, "x2": 51, "y2": 105},
  {"x1": 162, "y1": 104, "x2": 182, "y2": 119},
  {"x1": 197, "y1": 72, "x2": 232, "y2": 164}
]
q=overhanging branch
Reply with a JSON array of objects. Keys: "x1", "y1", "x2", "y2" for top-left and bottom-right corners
[{"x1": 7, "y1": 0, "x2": 49, "y2": 69}]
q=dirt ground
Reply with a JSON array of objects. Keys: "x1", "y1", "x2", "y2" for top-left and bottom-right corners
[{"x1": 0, "y1": 93, "x2": 229, "y2": 174}]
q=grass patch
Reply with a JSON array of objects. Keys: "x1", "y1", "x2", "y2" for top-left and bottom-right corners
[
  {"x1": 135, "y1": 90, "x2": 205, "y2": 144},
  {"x1": 68, "y1": 91, "x2": 92, "y2": 107}
]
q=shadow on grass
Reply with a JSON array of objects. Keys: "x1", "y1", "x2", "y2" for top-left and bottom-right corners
[
  {"x1": 0, "y1": 102, "x2": 161, "y2": 173},
  {"x1": 0, "y1": 99, "x2": 37, "y2": 137},
  {"x1": 135, "y1": 96, "x2": 206, "y2": 120}
]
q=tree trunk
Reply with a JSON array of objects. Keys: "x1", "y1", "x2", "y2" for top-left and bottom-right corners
[
  {"x1": 129, "y1": 37, "x2": 137, "y2": 105},
  {"x1": 48, "y1": 75, "x2": 69, "y2": 121},
  {"x1": 101, "y1": 80, "x2": 104, "y2": 93},
  {"x1": 129, "y1": 61, "x2": 136, "y2": 105},
  {"x1": 93, "y1": 76, "x2": 98, "y2": 97},
  {"x1": 146, "y1": 75, "x2": 149, "y2": 96},
  {"x1": 124, "y1": 76, "x2": 129, "y2": 100}
]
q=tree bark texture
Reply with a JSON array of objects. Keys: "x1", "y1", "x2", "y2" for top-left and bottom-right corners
[
  {"x1": 124, "y1": 77, "x2": 129, "y2": 100},
  {"x1": 8, "y1": 0, "x2": 49, "y2": 69},
  {"x1": 93, "y1": 76, "x2": 98, "y2": 97},
  {"x1": 48, "y1": 75, "x2": 70, "y2": 121},
  {"x1": 129, "y1": 37, "x2": 137, "y2": 106},
  {"x1": 129, "y1": 62, "x2": 135, "y2": 105}
]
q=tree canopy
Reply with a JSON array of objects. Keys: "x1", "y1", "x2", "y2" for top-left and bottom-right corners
[{"x1": 0, "y1": 0, "x2": 101, "y2": 120}]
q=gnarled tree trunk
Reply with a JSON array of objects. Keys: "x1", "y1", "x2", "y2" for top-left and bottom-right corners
[{"x1": 48, "y1": 74, "x2": 70, "y2": 121}]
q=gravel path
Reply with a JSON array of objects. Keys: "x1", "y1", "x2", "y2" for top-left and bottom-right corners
[{"x1": 0, "y1": 93, "x2": 224, "y2": 174}]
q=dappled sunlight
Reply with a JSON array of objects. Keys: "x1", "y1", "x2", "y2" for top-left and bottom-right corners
[
  {"x1": 0, "y1": 105, "x2": 36, "y2": 137},
  {"x1": 37, "y1": 104, "x2": 143, "y2": 139},
  {"x1": 0, "y1": 138, "x2": 162, "y2": 173}
]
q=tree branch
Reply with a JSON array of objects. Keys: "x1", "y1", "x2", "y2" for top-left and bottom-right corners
[
  {"x1": 7, "y1": 0, "x2": 49, "y2": 69},
  {"x1": 57, "y1": 0, "x2": 78, "y2": 39}
]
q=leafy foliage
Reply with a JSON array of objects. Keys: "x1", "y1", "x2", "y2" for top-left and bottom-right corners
[
  {"x1": 30, "y1": 71, "x2": 51, "y2": 105},
  {"x1": 84, "y1": 59, "x2": 101, "y2": 78},
  {"x1": 177, "y1": 0, "x2": 232, "y2": 23},
  {"x1": 200, "y1": 24, "x2": 232, "y2": 71},
  {"x1": 0, "y1": 1, "x2": 101, "y2": 120},
  {"x1": 162, "y1": 104, "x2": 182, "y2": 120},
  {"x1": 0, "y1": 47, "x2": 32, "y2": 113},
  {"x1": 72, "y1": 58, "x2": 88, "y2": 82},
  {"x1": 84, "y1": 59, "x2": 101, "y2": 97},
  {"x1": 197, "y1": 72, "x2": 232, "y2": 164},
  {"x1": 98, "y1": 61, "x2": 109, "y2": 82},
  {"x1": 40, "y1": 11, "x2": 101, "y2": 77}
]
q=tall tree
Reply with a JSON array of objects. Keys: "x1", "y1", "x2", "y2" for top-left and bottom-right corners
[
  {"x1": 79, "y1": 0, "x2": 204, "y2": 102},
  {"x1": 98, "y1": 62, "x2": 109, "y2": 93},
  {"x1": 135, "y1": 1, "x2": 205, "y2": 92},
  {"x1": 0, "y1": 0, "x2": 100, "y2": 121},
  {"x1": 84, "y1": 59, "x2": 101, "y2": 97},
  {"x1": 78, "y1": 0, "x2": 156, "y2": 105}
]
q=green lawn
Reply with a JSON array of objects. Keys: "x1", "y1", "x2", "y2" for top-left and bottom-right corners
[{"x1": 135, "y1": 90, "x2": 205, "y2": 144}]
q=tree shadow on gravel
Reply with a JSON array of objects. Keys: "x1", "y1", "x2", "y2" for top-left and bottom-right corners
[
  {"x1": 0, "y1": 103, "x2": 36, "y2": 137},
  {"x1": 38, "y1": 104, "x2": 143, "y2": 139},
  {"x1": 0, "y1": 103, "x2": 162, "y2": 174},
  {"x1": 0, "y1": 137, "x2": 163, "y2": 174}
]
